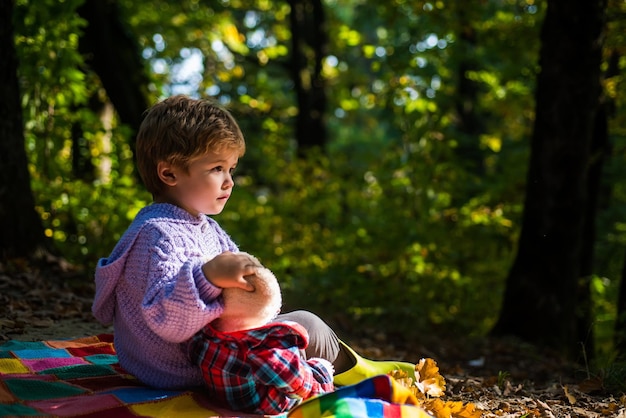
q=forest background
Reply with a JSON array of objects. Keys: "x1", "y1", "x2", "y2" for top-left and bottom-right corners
[{"x1": 1, "y1": 0, "x2": 626, "y2": 376}]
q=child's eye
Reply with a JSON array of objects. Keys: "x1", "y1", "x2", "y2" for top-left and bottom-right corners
[
  {"x1": 211, "y1": 166, "x2": 224, "y2": 172},
  {"x1": 229, "y1": 167, "x2": 237, "y2": 174}
]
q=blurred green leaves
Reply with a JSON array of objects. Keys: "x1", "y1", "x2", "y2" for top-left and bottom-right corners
[{"x1": 12, "y1": 0, "x2": 626, "y2": 348}]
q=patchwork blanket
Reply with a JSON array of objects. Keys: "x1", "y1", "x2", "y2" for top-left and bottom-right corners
[{"x1": 0, "y1": 334, "x2": 432, "y2": 417}]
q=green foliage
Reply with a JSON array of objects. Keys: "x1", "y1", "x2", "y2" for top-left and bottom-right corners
[
  {"x1": 497, "y1": 371, "x2": 511, "y2": 391},
  {"x1": 14, "y1": 0, "x2": 89, "y2": 147},
  {"x1": 221, "y1": 139, "x2": 518, "y2": 337},
  {"x1": 32, "y1": 178, "x2": 150, "y2": 263},
  {"x1": 12, "y1": 0, "x2": 626, "y2": 351}
]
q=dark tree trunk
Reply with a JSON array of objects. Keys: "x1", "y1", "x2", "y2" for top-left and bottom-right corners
[
  {"x1": 616, "y1": 249, "x2": 626, "y2": 356},
  {"x1": 603, "y1": 49, "x2": 626, "y2": 357},
  {"x1": 288, "y1": 0, "x2": 327, "y2": 155},
  {"x1": 0, "y1": 0, "x2": 52, "y2": 260},
  {"x1": 454, "y1": 12, "x2": 485, "y2": 175},
  {"x1": 577, "y1": 91, "x2": 611, "y2": 359},
  {"x1": 491, "y1": 0, "x2": 607, "y2": 359},
  {"x1": 77, "y1": 0, "x2": 150, "y2": 151},
  {"x1": 579, "y1": 48, "x2": 619, "y2": 357}
]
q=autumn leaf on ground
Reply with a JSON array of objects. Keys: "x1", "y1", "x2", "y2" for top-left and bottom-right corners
[
  {"x1": 577, "y1": 376, "x2": 604, "y2": 394},
  {"x1": 388, "y1": 358, "x2": 445, "y2": 398},
  {"x1": 415, "y1": 358, "x2": 446, "y2": 397},
  {"x1": 562, "y1": 385, "x2": 576, "y2": 404},
  {"x1": 389, "y1": 359, "x2": 483, "y2": 418},
  {"x1": 425, "y1": 398, "x2": 483, "y2": 418}
]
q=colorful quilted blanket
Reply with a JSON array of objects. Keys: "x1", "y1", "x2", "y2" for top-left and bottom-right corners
[{"x1": 0, "y1": 334, "x2": 432, "y2": 417}]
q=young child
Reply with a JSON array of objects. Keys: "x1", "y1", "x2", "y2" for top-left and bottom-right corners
[
  {"x1": 92, "y1": 94, "x2": 415, "y2": 392},
  {"x1": 189, "y1": 253, "x2": 334, "y2": 414}
]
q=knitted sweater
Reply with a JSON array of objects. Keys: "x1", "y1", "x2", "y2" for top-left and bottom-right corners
[
  {"x1": 189, "y1": 321, "x2": 334, "y2": 414},
  {"x1": 92, "y1": 203, "x2": 237, "y2": 388}
]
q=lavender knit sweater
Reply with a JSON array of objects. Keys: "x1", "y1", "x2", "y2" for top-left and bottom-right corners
[{"x1": 92, "y1": 203, "x2": 238, "y2": 389}]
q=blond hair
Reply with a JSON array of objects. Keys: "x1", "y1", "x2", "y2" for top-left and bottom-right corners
[{"x1": 135, "y1": 95, "x2": 246, "y2": 197}]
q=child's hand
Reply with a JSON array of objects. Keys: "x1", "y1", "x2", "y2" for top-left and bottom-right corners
[{"x1": 202, "y1": 251, "x2": 259, "y2": 291}]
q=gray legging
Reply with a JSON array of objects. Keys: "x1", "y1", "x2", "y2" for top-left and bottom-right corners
[{"x1": 277, "y1": 310, "x2": 351, "y2": 373}]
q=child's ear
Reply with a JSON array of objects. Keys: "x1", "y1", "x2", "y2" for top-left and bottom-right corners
[{"x1": 157, "y1": 161, "x2": 177, "y2": 186}]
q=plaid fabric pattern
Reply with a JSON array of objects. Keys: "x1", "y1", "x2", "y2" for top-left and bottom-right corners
[{"x1": 189, "y1": 321, "x2": 334, "y2": 414}]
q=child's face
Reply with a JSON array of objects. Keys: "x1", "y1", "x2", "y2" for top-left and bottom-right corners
[{"x1": 158, "y1": 150, "x2": 239, "y2": 216}]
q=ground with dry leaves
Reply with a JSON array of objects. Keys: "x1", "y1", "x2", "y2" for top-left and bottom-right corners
[{"x1": 1, "y1": 260, "x2": 624, "y2": 417}]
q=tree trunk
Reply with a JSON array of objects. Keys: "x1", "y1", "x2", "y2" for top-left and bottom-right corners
[
  {"x1": 491, "y1": 0, "x2": 607, "y2": 359},
  {"x1": 0, "y1": 0, "x2": 52, "y2": 260},
  {"x1": 616, "y1": 249, "x2": 626, "y2": 355},
  {"x1": 578, "y1": 46, "x2": 620, "y2": 357},
  {"x1": 602, "y1": 48, "x2": 626, "y2": 357},
  {"x1": 77, "y1": 0, "x2": 150, "y2": 150},
  {"x1": 577, "y1": 90, "x2": 611, "y2": 359},
  {"x1": 453, "y1": 11, "x2": 485, "y2": 176},
  {"x1": 288, "y1": 0, "x2": 328, "y2": 155}
]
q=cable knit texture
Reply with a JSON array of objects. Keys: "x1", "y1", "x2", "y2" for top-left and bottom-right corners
[{"x1": 92, "y1": 203, "x2": 237, "y2": 388}]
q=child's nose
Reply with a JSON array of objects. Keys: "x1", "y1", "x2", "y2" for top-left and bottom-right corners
[{"x1": 223, "y1": 173, "x2": 234, "y2": 188}]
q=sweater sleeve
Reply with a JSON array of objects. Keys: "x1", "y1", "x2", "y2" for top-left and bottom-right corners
[
  {"x1": 92, "y1": 257, "x2": 118, "y2": 325},
  {"x1": 140, "y1": 227, "x2": 224, "y2": 343},
  {"x1": 93, "y1": 225, "x2": 143, "y2": 325}
]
